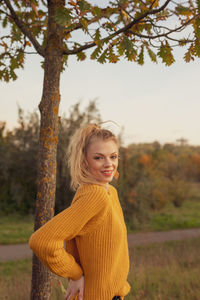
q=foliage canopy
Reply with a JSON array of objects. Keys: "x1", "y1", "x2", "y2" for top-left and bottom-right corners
[{"x1": 0, "y1": 0, "x2": 200, "y2": 81}]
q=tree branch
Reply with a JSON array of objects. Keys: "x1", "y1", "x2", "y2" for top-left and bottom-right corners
[
  {"x1": 128, "y1": 13, "x2": 198, "y2": 42},
  {"x1": 0, "y1": 8, "x2": 11, "y2": 18},
  {"x1": 115, "y1": 0, "x2": 172, "y2": 32},
  {"x1": 129, "y1": 30, "x2": 193, "y2": 43},
  {"x1": 63, "y1": 0, "x2": 173, "y2": 55},
  {"x1": 3, "y1": 0, "x2": 45, "y2": 57},
  {"x1": 64, "y1": 7, "x2": 113, "y2": 35}
]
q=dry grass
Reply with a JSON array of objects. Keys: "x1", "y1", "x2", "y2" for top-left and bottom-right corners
[
  {"x1": 127, "y1": 238, "x2": 200, "y2": 300},
  {"x1": 0, "y1": 238, "x2": 200, "y2": 300}
]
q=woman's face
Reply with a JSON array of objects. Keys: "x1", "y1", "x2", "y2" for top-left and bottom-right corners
[{"x1": 86, "y1": 138, "x2": 119, "y2": 185}]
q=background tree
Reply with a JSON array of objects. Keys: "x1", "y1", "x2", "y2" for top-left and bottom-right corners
[
  {"x1": 0, "y1": 110, "x2": 39, "y2": 214},
  {"x1": 0, "y1": 100, "x2": 101, "y2": 215},
  {"x1": 0, "y1": 0, "x2": 200, "y2": 299}
]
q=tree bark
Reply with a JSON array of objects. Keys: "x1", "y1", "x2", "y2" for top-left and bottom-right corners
[{"x1": 30, "y1": 1, "x2": 65, "y2": 299}]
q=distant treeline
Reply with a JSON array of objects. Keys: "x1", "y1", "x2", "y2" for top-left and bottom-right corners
[{"x1": 1, "y1": 101, "x2": 200, "y2": 228}]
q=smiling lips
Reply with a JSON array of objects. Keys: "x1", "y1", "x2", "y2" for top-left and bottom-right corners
[{"x1": 101, "y1": 170, "x2": 114, "y2": 177}]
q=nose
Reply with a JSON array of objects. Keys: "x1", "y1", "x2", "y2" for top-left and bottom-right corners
[{"x1": 104, "y1": 157, "x2": 112, "y2": 167}]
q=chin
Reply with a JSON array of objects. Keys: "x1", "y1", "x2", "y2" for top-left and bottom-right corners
[{"x1": 102, "y1": 177, "x2": 113, "y2": 184}]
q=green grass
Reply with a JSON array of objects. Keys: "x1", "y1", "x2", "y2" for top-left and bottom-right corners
[
  {"x1": 0, "y1": 214, "x2": 34, "y2": 245},
  {"x1": 1, "y1": 238, "x2": 200, "y2": 300},
  {"x1": 0, "y1": 258, "x2": 32, "y2": 279},
  {"x1": 127, "y1": 198, "x2": 200, "y2": 233},
  {"x1": 0, "y1": 188, "x2": 200, "y2": 244},
  {"x1": 149, "y1": 199, "x2": 200, "y2": 231}
]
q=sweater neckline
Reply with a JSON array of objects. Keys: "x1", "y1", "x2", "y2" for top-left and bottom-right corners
[{"x1": 104, "y1": 184, "x2": 111, "y2": 195}]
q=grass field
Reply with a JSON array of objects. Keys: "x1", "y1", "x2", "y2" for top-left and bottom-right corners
[
  {"x1": 0, "y1": 238, "x2": 200, "y2": 300},
  {"x1": 146, "y1": 198, "x2": 200, "y2": 232},
  {"x1": 0, "y1": 198, "x2": 200, "y2": 244},
  {"x1": 0, "y1": 214, "x2": 34, "y2": 245},
  {"x1": 127, "y1": 238, "x2": 200, "y2": 300}
]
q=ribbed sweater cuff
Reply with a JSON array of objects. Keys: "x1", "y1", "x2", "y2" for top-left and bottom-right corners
[{"x1": 69, "y1": 261, "x2": 83, "y2": 280}]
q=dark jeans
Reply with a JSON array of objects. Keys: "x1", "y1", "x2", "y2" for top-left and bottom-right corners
[{"x1": 112, "y1": 297, "x2": 121, "y2": 300}]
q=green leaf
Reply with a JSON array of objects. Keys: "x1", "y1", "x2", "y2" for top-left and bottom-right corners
[
  {"x1": 194, "y1": 19, "x2": 200, "y2": 40},
  {"x1": 103, "y1": 22, "x2": 117, "y2": 32},
  {"x1": 90, "y1": 45, "x2": 103, "y2": 60},
  {"x1": 97, "y1": 49, "x2": 107, "y2": 64},
  {"x1": 12, "y1": 26, "x2": 22, "y2": 42},
  {"x1": 184, "y1": 50, "x2": 193, "y2": 62},
  {"x1": 157, "y1": 41, "x2": 175, "y2": 66},
  {"x1": 175, "y1": 5, "x2": 192, "y2": 16},
  {"x1": 117, "y1": 40, "x2": 125, "y2": 56},
  {"x1": 78, "y1": 0, "x2": 91, "y2": 12},
  {"x1": 76, "y1": 52, "x2": 86, "y2": 61},
  {"x1": 178, "y1": 39, "x2": 188, "y2": 47},
  {"x1": 197, "y1": 0, "x2": 200, "y2": 12},
  {"x1": 17, "y1": 51, "x2": 24, "y2": 65},
  {"x1": 10, "y1": 69, "x2": 17, "y2": 81},
  {"x1": 147, "y1": 47, "x2": 157, "y2": 63},
  {"x1": 63, "y1": 54, "x2": 69, "y2": 66},
  {"x1": 194, "y1": 39, "x2": 200, "y2": 57},
  {"x1": 54, "y1": 7, "x2": 72, "y2": 26},
  {"x1": 94, "y1": 29, "x2": 101, "y2": 42},
  {"x1": 93, "y1": 6, "x2": 102, "y2": 17},
  {"x1": 138, "y1": 46, "x2": 144, "y2": 65},
  {"x1": 10, "y1": 57, "x2": 18, "y2": 69},
  {"x1": 2, "y1": 17, "x2": 8, "y2": 28},
  {"x1": 4, "y1": 69, "x2": 10, "y2": 82},
  {"x1": 81, "y1": 18, "x2": 88, "y2": 32},
  {"x1": 156, "y1": 10, "x2": 169, "y2": 21},
  {"x1": 108, "y1": 47, "x2": 119, "y2": 63},
  {"x1": 123, "y1": 38, "x2": 137, "y2": 61}
]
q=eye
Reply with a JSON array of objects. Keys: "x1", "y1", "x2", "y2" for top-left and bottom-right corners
[
  {"x1": 94, "y1": 156, "x2": 102, "y2": 160},
  {"x1": 111, "y1": 155, "x2": 118, "y2": 159}
]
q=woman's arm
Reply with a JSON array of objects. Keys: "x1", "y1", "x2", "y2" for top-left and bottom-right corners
[{"x1": 29, "y1": 185, "x2": 109, "y2": 280}]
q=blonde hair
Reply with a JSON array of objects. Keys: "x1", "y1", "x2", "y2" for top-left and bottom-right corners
[{"x1": 67, "y1": 123, "x2": 118, "y2": 190}]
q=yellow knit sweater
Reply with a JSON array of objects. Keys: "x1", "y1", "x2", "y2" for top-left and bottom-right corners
[{"x1": 29, "y1": 184, "x2": 130, "y2": 300}]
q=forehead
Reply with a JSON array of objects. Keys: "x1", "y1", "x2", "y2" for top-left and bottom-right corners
[{"x1": 87, "y1": 138, "x2": 118, "y2": 154}]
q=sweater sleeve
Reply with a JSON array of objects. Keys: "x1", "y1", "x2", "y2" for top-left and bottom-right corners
[
  {"x1": 29, "y1": 184, "x2": 109, "y2": 280},
  {"x1": 65, "y1": 238, "x2": 81, "y2": 266}
]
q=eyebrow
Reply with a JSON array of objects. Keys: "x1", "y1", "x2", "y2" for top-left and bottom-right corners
[{"x1": 93, "y1": 152, "x2": 118, "y2": 155}]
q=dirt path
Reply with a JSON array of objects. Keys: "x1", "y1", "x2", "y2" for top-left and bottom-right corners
[{"x1": 1, "y1": 228, "x2": 200, "y2": 262}]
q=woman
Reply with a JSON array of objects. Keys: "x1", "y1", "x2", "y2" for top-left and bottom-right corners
[{"x1": 29, "y1": 123, "x2": 130, "y2": 300}]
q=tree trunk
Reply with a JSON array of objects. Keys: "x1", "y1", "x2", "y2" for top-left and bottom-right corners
[{"x1": 30, "y1": 1, "x2": 65, "y2": 299}]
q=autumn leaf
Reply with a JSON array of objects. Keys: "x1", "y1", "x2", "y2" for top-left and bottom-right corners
[
  {"x1": 77, "y1": 51, "x2": 86, "y2": 61},
  {"x1": 146, "y1": 46, "x2": 157, "y2": 63},
  {"x1": 175, "y1": 5, "x2": 192, "y2": 16},
  {"x1": 157, "y1": 41, "x2": 175, "y2": 66},
  {"x1": 31, "y1": 3, "x2": 38, "y2": 16},
  {"x1": 138, "y1": 46, "x2": 144, "y2": 65},
  {"x1": 81, "y1": 18, "x2": 88, "y2": 32}
]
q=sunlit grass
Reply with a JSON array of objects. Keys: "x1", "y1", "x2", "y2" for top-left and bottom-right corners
[
  {"x1": 0, "y1": 183, "x2": 200, "y2": 244},
  {"x1": 0, "y1": 214, "x2": 34, "y2": 245},
  {"x1": 149, "y1": 199, "x2": 200, "y2": 231}
]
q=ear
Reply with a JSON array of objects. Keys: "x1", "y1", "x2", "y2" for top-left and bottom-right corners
[{"x1": 114, "y1": 170, "x2": 119, "y2": 180}]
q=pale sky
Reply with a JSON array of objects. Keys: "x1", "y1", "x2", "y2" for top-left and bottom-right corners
[{"x1": 1, "y1": 46, "x2": 200, "y2": 146}]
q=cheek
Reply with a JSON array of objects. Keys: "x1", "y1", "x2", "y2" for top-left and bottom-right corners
[
  {"x1": 87, "y1": 159, "x2": 101, "y2": 171},
  {"x1": 92, "y1": 161, "x2": 103, "y2": 171}
]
